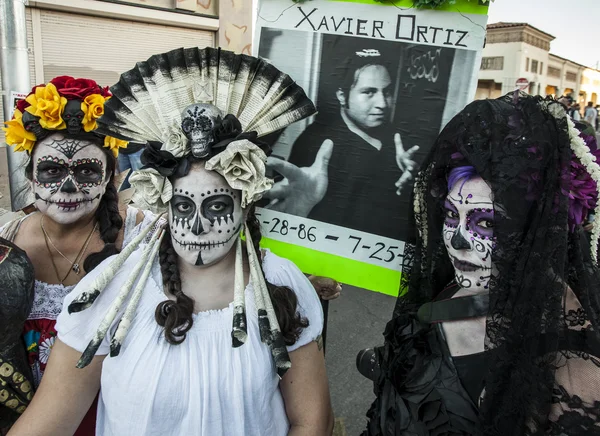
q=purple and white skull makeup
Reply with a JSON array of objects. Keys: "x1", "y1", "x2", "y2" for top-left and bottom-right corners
[
  {"x1": 442, "y1": 177, "x2": 496, "y2": 291},
  {"x1": 169, "y1": 162, "x2": 243, "y2": 266},
  {"x1": 32, "y1": 134, "x2": 109, "y2": 224}
]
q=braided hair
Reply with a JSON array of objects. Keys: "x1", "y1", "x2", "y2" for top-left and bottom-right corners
[
  {"x1": 155, "y1": 227, "x2": 195, "y2": 344},
  {"x1": 83, "y1": 168, "x2": 122, "y2": 272},
  {"x1": 25, "y1": 133, "x2": 124, "y2": 272}
]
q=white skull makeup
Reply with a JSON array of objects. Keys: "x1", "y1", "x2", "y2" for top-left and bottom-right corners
[
  {"x1": 169, "y1": 162, "x2": 243, "y2": 266},
  {"x1": 32, "y1": 133, "x2": 109, "y2": 224},
  {"x1": 442, "y1": 177, "x2": 497, "y2": 291}
]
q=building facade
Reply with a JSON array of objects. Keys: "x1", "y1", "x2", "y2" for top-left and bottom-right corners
[{"x1": 475, "y1": 22, "x2": 600, "y2": 108}]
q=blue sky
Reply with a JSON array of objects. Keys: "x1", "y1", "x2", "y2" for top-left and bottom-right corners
[{"x1": 487, "y1": 0, "x2": 600, "y2": 68}]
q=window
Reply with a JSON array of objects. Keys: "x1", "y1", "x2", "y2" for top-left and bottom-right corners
[
  {"x1": 540, "y1": 62, "x2": 544, "y2": 75},
  {"x1": 481, "y1": 56, "x2": 504, "y2": 70},
  {"x1": 531, "y1": 60, "x2": 539, "y2": 74},
  {"x1": 566, "y1": 71, "x2": 577, "y2": 82},
  {"x1": 525, "y1": 57, "x2": 530, "y2": 72},
  {"x1": 548, "y1": 66, "x2": 561, "y2": 78}
]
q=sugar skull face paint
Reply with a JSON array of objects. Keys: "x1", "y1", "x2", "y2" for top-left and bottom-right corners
[
  {"x1": 32, "y1": 134, "x2": 109, "y2": 224},
  {"x1": 442, "y1": 177, "x2": 496, "y2": 291},
  {"x1": 169, "y1": 162, "x2": 243, "y2": 267}
]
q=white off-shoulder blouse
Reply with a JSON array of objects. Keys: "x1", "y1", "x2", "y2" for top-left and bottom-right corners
[{"x1": 56, "y1": 247, "x2": 323, "y2": 436}]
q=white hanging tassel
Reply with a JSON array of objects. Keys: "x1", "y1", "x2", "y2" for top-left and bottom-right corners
[
  {"x1": 244, "y1": 227, "x2": 272, "y2": 344},
  {"x1": 244, "y1": 223, "x2": 291, "y2": 377},
  {"x1": 110, "y1": 229, "x2": 166, "y2": 357},
  {"x1": 69, "y1": 213, "x2": 165, "y2": 313},
  {"x1": 231, "y1": 237, "x2": 248, "y2": 347},
  {"x1": 76, "y1": 225, "x2": 165, "y2": 368}
]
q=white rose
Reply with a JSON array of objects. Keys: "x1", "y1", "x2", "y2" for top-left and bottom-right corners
[
  {"x1": 205, "y1": 139, "x2": 273, "y2": 208},
  {"x1": 129, "y1": 168, "x2": 173, "y2": 214},
  {"x1": 161, "y1": 122, "x2": 189, "y2": 158}
]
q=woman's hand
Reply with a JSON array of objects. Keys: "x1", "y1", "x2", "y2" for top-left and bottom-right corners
[{"x1": 308, "y1": 276, "x2": 342, "y2": 301}]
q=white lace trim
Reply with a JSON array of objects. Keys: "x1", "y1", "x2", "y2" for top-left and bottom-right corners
[{"x1": 29, "y1": 280, "x2": 76, "y2": 320}]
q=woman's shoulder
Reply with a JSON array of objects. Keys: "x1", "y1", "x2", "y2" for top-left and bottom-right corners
[
  {"x1": 0, "y1": 212, "x2": 33, "y2": 241},
  {"x1": 262, "y1": 251, "x2": 308, "y2": 290},
  {"x1": 262, "y1": 251, "x2": 324, "y2": 351},
  {"x1": 56, "y1": 242, "x2": 161, "y2": 354}
]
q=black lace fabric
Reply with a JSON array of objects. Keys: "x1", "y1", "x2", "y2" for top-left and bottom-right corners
[{"x1": 364, "y1": 93, "x2": 600, "y2": 435}]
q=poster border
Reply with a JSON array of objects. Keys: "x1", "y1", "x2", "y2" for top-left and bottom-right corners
[
  {"x1": 256, "y1": 0, "x2": 489, "y2": 295},
  {"x1": 327, "y1": 0, "x2": 489, "y2": 15}
]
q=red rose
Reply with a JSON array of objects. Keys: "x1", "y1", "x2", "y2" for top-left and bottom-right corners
[
  {"x1": 55, "y1": 77, "x2": 103, "y2": 100},
  {"x1": 15, "y1": 97, "x2": 29, "y2": 113},
  {"x1": 49, "y1": 75, "x2": 74, "y2": 89},
  {"x1": 100, "y1": 86, "x2": 112, "y2": 98}
]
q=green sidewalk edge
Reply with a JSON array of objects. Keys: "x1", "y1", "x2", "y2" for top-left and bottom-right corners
[{"x1": 261, "y1": 237, "x2": 402, "y2": 296}]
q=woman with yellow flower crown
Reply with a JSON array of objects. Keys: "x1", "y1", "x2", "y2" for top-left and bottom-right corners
[{"x1": 0, "y1": 76, "x2": 158, "y2": 435}]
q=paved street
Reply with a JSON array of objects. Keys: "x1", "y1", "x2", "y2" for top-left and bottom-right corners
[{"x1": 324, "y1": 285, "x2": 396, "y2": 436}]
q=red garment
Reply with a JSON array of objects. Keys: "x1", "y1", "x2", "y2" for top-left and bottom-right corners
[{"x1": 23, "y1": 318, "x2": 98, "y2": 435}]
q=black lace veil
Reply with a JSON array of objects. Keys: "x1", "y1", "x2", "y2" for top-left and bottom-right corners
[{"x1": 387, "y1": 93, "x2": 600, "y2": 435}]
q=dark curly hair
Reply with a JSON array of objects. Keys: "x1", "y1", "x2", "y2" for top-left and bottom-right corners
[{"x1": 25, "y1": 132, "x2": 123, "y2": 272}]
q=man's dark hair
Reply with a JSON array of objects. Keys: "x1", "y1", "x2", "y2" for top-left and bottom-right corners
[{"x1": 334, "y1": 48, "x2": 394, "y2": 98}]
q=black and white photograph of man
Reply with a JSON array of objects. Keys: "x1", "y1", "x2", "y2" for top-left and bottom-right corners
[{"x1": 259, "y1": 30, "x2": 470, "y2": 241}]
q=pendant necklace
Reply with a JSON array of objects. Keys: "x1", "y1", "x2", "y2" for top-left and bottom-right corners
[{"x1": 41, "y1": 215, "x2": 98, "y2": 283}]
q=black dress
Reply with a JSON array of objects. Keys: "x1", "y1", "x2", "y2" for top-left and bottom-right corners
[
  {"x1": 0, "y1": 237, "x2": 35, "y2": 434},
  {"x1": 364, "y1": 284, "x2": 600, "y2": 435},
  {"x1": 363, "y1": 285, "x2": 484, "y2": 435}
]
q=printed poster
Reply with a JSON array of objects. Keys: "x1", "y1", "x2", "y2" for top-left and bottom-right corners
[
  {"x1": 9, "y1": 92, "x2": 27, "y2": 120},
  {"x1": 254, "y1": 0, "x2": 489, "y2": 295}
]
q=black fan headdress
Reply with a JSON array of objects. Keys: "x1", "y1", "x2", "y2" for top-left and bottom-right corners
[{"x1": 68, "y1": 47, "x2": 316, "y2": 376}]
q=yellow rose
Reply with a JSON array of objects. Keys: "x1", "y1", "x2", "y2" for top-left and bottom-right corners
[
  {"x1": 25, "y1": 83, "x2": 66, "y2": 130},
  {"x1": 104, "y1": 136, "x2": 128, "y2": 157},
  {"x1": 2, "y1": 109, "x2": 36, "y2": 153},
  {"x1": 82, "y1": 94, "x2": 106, "y2": 132}
]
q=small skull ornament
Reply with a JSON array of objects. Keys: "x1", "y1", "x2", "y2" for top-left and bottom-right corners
[
  {"x1": 63, "y1": 100, "x2": 85, "y2": 135},
  {"x1": 21, "y1": 111, "x2": 46, "y2": 140},
  {"x1": 181, "y1": 103, "x2": 223, "y2": 158}
]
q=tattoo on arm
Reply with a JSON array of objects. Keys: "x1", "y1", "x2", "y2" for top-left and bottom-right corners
[{"x1": 316, "y1": 334, "x2": 323, "y2": 351}]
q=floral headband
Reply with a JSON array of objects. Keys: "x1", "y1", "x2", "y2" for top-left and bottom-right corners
[
  {"x1": 129, "y1": 109, "x2": 273, "y2": 213},
  {"x1": 2, "y1": 76, "x2": 128, "y2": 157}
]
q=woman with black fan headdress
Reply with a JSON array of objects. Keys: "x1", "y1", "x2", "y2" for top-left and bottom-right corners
[
  {"x1": 1, "y1": 77, "x2": 158, "y2": 435},
  {"x1": 8, "y1": 48, "x2": 333, "y2": 436},
  {"x1": 362, "y1": 92, "x2": 600, "y2": 435}
]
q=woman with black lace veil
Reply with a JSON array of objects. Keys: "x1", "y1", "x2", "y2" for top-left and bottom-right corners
[{"x1": 363, "y1": 92, "x2": 600, "y2": 435}]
